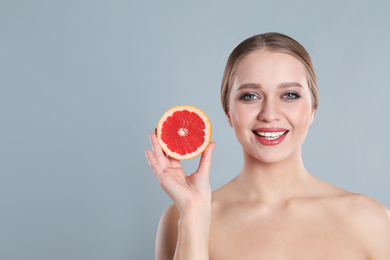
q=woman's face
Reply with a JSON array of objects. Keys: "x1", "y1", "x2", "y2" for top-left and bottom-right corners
[{"x1": 227, "y1": 50, "x2": 315, "y2": 164}]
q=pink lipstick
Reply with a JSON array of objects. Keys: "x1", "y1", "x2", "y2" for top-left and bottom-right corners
[{"x1": 253, "y1": 128, "x2": 289, "y2": 146}]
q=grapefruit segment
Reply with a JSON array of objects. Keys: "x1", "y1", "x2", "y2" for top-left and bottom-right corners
[{"x1": 156, "y1": 105, "x2": 212, "y2": 160}]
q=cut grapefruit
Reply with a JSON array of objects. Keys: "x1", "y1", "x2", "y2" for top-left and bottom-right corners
[{"x1": 156, "y1": 105, "x2": 212, "y2": 160}]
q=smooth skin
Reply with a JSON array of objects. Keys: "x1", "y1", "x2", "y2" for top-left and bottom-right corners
[
  {"x1": 145, "y1": 50, "x2": 390, "y2": 260},
  {"x1": 145, "y1": 133, "x2": 215, "y2": 260}
]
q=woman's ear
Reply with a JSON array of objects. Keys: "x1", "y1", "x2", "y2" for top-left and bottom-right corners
[
  {"x1": 226, "y1": 111, "x2": 233, "y2": 127},
  {"x1": 309, "y1": 107, "x2": 316, "y2": 125}
]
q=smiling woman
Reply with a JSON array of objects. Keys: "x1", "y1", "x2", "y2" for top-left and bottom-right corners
[
  {"x1": 145, "y1": 32, "x2": 390, "y2": 260},
  {"x1": 226, "y1": 49, "x2": 315, "y2": 164}
]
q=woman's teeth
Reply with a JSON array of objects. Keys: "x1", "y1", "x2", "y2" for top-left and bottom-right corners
[{"x1": 255, "y1": 131, "x2": 287, "y2": 140}]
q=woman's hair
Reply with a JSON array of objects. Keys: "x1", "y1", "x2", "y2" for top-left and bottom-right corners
[{"x1": 221, "y1": 32, "x2": 319, "y2": 114}]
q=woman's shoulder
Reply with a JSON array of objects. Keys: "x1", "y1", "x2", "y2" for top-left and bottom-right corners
[
  {"x1": 350, "y1": 194, "x2": 390, "y2": 257},
  {"x1": 341, "y1": 192, "x2": 390, "y2": 229},
  {"x1": 317, "y1": 183, "x2": 390, "y2": 225},
  {"x1": 328, "y1": 190, "x2": 390, "y2": 257},
  {"x1": 326, "y1": 188, "x2": 389, "y2": 222},
  {"x1": 343, "y1": 192, "x2": 389, "y2": 214},
  {"x1": 210, "y1": 180, "x2": 240, "y2": 210}
]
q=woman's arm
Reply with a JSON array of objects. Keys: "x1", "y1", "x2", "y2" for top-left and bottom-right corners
[
  {"x1": 145, "y1": 133, "x2": 215, "y2": 260},
  {"x1": 155, "y1": 204, "x2": 210, "y2": 260}
]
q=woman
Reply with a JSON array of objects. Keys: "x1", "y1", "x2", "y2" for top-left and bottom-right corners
[{"x1": 145, "y1": 32, "x2": 390, "y2": 259}]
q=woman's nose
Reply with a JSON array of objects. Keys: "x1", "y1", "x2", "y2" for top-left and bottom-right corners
[{"x1": 257, "y1": 99, "x2": 281, "y2": 122}]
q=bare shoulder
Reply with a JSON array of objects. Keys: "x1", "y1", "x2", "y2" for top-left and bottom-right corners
[
  {"x1": 155, "y1": 204, "x2": 180, "y2": 260},
  {"x1": 340, "y1": 192, "x2": 390, "y2": 224},
  {"x1": 211, "y1": 179, "x2": 239, "y2": 211},
  {"x1": 323, "y1": 186, "x2": 390, "y2": 231},
  {"x1": 313, "y1": 178, "x2": 389, "y2": 222},
  {"x1": 338, "y1": 193, "x2": 390, "y2": 259},
  {"x1": 351, "y1": 193, "x2": 390, "y2": 227}
]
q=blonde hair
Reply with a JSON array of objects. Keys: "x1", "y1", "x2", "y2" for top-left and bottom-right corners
[{"x1": 221, "y1": 32, "x2": 318, "y2": 114}]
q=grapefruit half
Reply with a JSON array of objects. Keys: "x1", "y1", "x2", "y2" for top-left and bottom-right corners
[{"x1": 156, "y1": 105, "x2": 212, "y2": 160}]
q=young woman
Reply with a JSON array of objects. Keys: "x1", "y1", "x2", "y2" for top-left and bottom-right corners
[{"x1": 145, "y1": 32, "x2": 390, "y2": 260}]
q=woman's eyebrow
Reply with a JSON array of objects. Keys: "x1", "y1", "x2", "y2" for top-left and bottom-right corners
[
  {"x1": 236, "y1": 83, "x2": 262, "y2": 91},
  {"x1": 278, "y1": 82, "x2": 303, "y2": 89},
  {"x1": 236, "y1": 82, "x2": 303, "y2": 91}
]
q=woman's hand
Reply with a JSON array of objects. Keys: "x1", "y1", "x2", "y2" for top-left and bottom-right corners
[
  {"x1": 145, "y1": 133, "x2": 216, "y2": 213},
  {"x1": 146, "y1": 133, "x2": 215, "y2": 259}
]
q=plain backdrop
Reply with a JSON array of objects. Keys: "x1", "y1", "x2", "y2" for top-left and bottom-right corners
[{"x1": 1, "y1": 0, "x2": 389, "y2": 259}]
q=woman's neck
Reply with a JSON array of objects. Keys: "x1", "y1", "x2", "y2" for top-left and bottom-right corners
[{"x1": 233, "y1": 149, "x2": 313, "y2": 205}]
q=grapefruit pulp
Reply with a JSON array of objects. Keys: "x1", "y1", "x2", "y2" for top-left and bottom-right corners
[{"x1": 156, "y1": 105, "x2": 212, "y2": 160}]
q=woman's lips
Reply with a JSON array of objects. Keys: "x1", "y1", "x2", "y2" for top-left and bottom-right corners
[{"x1": 252, "y1": 128, "x2": 289, "y2": 146}]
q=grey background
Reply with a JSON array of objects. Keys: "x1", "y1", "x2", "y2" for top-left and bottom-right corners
[{"x1": 1, "y1": 0, "x2": 389, "y2": 259}]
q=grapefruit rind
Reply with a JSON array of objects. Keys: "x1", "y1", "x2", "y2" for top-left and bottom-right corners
[{"x1": 156, "y1": 105, "x2": 212, "y2": 160}]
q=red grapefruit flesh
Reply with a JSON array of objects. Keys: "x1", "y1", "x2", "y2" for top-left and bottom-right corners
[{"x1": 156, "y1": 105, "x2": 212, "y2": 160}]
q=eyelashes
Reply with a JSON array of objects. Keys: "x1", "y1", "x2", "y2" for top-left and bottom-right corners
[
  {"x1": 283, "y1": 92, "x2": 301, "y2": 99},
  {"x1": 239, "y1": 92, "x2": 301, "y2": 101},
  {"x1": 239, "y1": 93, "x2": 259, "y2": 100}
]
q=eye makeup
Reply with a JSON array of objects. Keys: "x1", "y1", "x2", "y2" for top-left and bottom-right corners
[
  {"x1": 282, "y1": 92, "x2": 301, "y2": 100},
  {"x1": 239, "y1": 93, "x2": 260, "y2": 101}
]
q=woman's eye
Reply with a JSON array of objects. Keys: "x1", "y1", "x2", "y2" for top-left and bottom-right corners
[
  {"x1": 283, "y1": 92, "x2": 300, "y2": 99},
  {"x1": 240, "y1": 93, "x2": 258, "y2": 100}
]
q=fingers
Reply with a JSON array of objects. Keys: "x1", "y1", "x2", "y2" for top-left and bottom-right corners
[
  {"x1": 169, "y1": 156, "x2": 182, "y2": 168},
  {"x1": 149, "y1": 133, "x2": 170, "y2": 165},
  {"x1": 147, "y1": 133, "x2": 212, "y2": 183},
  {"x1": 197, "y1": 142, "x2": 216, "y2": 176},
  {"x1": 145, "y1": 148, "x2": 163, "y2": 182},
  {"x1": 150, "y1": 132, "x2": 181, "y2": 167},
  {"x1": 146, "y1": 133, "x2": 182, "y2": 180},
  {"x1": 146, "y1": 133, "x2": 169, "y2": 180},
  {"x1": 149, "y1": 133, "x2": 161, "y2": 155}
]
